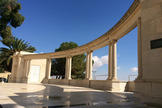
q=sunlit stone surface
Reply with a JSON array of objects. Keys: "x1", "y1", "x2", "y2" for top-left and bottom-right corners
[{"x1": 0, "y1": 83, "x2": 157, "y2": 108}]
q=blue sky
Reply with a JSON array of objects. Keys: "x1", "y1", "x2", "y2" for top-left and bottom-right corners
[{"x1": 1, "y1": 0, "x2": 138, "y2": 80}]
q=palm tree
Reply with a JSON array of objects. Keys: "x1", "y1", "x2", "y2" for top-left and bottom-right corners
[{"x1": 0, "y1": 37, "x2": 36, "y2": 72}]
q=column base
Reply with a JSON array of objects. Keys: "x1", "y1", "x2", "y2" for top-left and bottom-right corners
[
  {"x1": 8, "y1": 79, "x2": 16, "y2": 83},
  {"x1": 107, "y1": 77, "x2": 113, "y2": 80},
  {"x1": 43, "y1": 78, "x2": 49, "y2": 84},
  {"x1": 107, "y1": 78, "x2": 118, "y2": 81},
  {"x1": 85, "y1": 78, "x2": 92, "y2": 80},
  {"x1": 22, "y1": 77, "x2": 28, "y2": 83},
  {"x1": 66, "y1": 78, "x2": 72, "y2": 80},
  {"x1": 9, "y1": 76, "x2": 16, "y2": 83},
  {"x1": 111, "y1": 78, "x2": 118, "y2": 81}
]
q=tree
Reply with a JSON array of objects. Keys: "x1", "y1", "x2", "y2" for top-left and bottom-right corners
[
  {"x1": 0, "y1": 0, "x2": 24, "y2": 39},
  {"x1": 0, "y1": 0, "x2": 33, "y2": 73},
  {"x1": 0, "y1": 37, "x2": 36, "y2": 72},
  {"x1": 51, "y1": 42, "x2": 86, "y2": 79}
]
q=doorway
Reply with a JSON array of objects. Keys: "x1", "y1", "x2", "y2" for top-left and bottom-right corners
[{"x1": 29, "y1": 65, "x2": 40, "y2": 83}]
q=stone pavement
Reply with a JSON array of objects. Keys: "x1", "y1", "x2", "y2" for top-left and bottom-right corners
[{"x1": 0, "y1": 83, "x2": 157, "y2": 108}]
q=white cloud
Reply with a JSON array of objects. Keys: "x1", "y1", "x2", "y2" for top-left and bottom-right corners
[
  {"x1": 101, "y1": 56, "x2": 108, "y2": 64},
  {"x1": 92, "y1": 55, "x2": 108, "y2": 70},
  {"x1": 92, "y1": 55, "x2": 121, "y2": 71},
  {"x1": 130, "y1": 67, "x2": 138, "y2": 72}
]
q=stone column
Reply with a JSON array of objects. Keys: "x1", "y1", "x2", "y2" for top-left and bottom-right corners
[
  {"x1": 65, "y1": 56, "x2": 72, "y2": 80},
  {"x1": 26, "y1": 59, "x2": 31, "y2": 78},
  {"x1": 10, "y1": 55, "x2": 17, "y2": 82},
  {"x1": 16, "y1": 53, "x2": 23, "y2": 82},
  {"x1": 86, "y1": 51, "x2": 93, "y2": 80},
  {"x1": 23, "y1": 59, "x2": 31, "y2": 83},
  {"x1": 45, "y1": 58, "x2": 52, "y2": 80},
  {"x1": 85, "y1": 52, "x2": 90, "y2": 79},
  {"x1": 136, "y1": 17, "x2": 143, "y2": 80},
  {"x1": 89, "y1": 51, "x2": 93, "y2": 80},
  {"x1": 22, "y1": 59, "x2": 27, "y2": 82},
  {"x1": 107, "y1": 44, "x2": 112, "y2": 80},
  {"x1": 111, "y1": 40, "x2": 118, "y2": 81}
]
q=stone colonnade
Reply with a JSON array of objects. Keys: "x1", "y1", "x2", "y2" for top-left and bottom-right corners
[
  {"x1": 10, "y1": 0, "x2": 142, "y2": 83},
  {"x1": 44, "y1": 41, "x2": 118, "y2": 81},
  {"x1": 10, "y1": 0, "x2": 162, "y2": 104},
  {"x1": 10, "y1": 17, "x2": 142, "y2": 84},
  {"x1": 44, "y1": 17, "x2": 143, "y2": 81},
  {"x1": 12, "y1": 18, "x2": 142, "y2": 83}
]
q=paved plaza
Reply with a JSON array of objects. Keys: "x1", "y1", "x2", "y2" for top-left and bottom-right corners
[{"x1": 0, "y1": 83, "x2": 158, "y2": 108}]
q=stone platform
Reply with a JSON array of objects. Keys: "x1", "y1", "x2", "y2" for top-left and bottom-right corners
[{"x1": 0, "y1": 83, "x2": 158, "y2": 108}]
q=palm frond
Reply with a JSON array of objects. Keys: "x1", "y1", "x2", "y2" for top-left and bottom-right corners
[{"x1": 0, "y1": 36, "x2": 36, "y2": 71}]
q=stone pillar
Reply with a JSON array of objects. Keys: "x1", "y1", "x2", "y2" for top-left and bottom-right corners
[
  {"x1": 89, "y1": 51, "x2": 93, "y2": 80},
  {"x1": 23, "y1": 59, "x2": 31, "y2": 83},
  {"x1": 136, "y1": 17, "x2": 143, "y2": 80},
  {"x1": 22, "y1": 59, "x2": 27, "y2": 82},
  {"x1": 107, "y1": 44, "x2": 112, "y2": 80},
  {"x1": 111, "y1": 40, "x2": 118, "y2": 81},
  {"x1": 85, "y1": 52, "x2": 90, "y2": 79},
  {"x1": 26, "y1": 59, "x2": 31, "y2": 78},
  {"x1": 15, "y1": 53, "x2": 23, "y2": 83},
  {"x1": 45, "y1": 58, "x2": 52, "y2": 80},
  {"x1": 86, "y1": 51, "x2": 93, "y2": 80},
  {"x1": 10, "y1": 54, "x2": 18, "y2": 82},
  {"x1": 65, "y1": 56, "x2": 72, "y2": 80}
]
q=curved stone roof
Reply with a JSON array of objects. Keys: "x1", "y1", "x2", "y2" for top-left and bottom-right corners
[{"x1": 23, "y1": 0, "x2": 141, "y2": 59}]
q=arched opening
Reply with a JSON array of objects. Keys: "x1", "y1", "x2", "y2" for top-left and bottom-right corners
[
  {"x1": 117, "y1": 27, "x2": 138, "y2": 81},
  {"x1": 92, "y1": 46, "x2": 108, "y2": 80},
  {"x1": 50, "y1": 58, "x2": 66, "y2": 79},
  {"x1": 71, "y1": 53, "x2": 86, "y2": 80}
]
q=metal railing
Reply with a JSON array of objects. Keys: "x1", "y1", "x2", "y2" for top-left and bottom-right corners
[
  {"x1": 128, "y1": 75, "x2": 137, "y2": 81},
  {"x1": 93, "y1": 74, "x2": 108, "y2": 80}
]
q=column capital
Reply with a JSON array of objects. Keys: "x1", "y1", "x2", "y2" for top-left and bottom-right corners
[
  {"x1": 109, "y1": 39, "x2": 118, "y2": 45},
  {"x1": 24, "y1": 58, "x2": 31, "y2": 61},
  {"x1": 111, "y1": 39, "x2": 118, "y2": 43},
  {"x1": 66, "y1": 55, "x2": 72, "y2": 58},
  {"x1": 46, "y1": 58, "x2": 51, "y2": 62},
  {"x1": 87, "y1": 50, "x2": 93, "y2": 54},
  {"x1": 137, "y1": 17, "x2": 141, "y2": 25}
]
